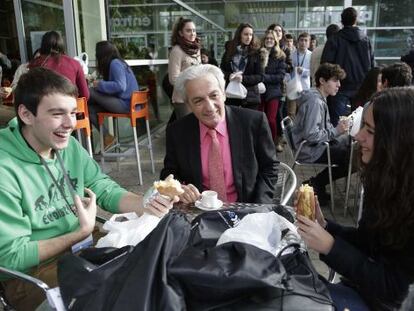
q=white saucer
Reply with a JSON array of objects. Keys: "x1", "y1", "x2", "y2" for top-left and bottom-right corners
[{"x1": 195, "y1": 199, "x2": 223, "y2": 211}]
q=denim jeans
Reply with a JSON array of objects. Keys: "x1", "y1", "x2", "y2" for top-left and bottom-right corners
[{"x1": 325, "y1": 281, "x2": 370, "y2": 311}]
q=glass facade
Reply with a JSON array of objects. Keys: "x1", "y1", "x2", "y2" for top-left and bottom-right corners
[
  {"x1": 5, "y1": 0, "x2": 414, "y2": 125},
  {"x1": 21, "y1": 0, "x2": 66, "y2": 58}
]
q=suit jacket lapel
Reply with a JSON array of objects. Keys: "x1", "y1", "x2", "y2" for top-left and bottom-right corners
[
  {"x1": 226, "y1": 106, "x2": 243, "y2": 201},
  {"x1": 187, "y1": 115, "x2": 203, "y2": 190}
]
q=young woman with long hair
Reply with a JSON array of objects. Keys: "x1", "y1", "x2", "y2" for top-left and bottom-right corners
[
  {"x1": 352, "y1": 66, "x2": 382, "y2": 109},
  {"x1": 29, "y1": 31, "x2": 89, "y2": 99},
  {"x1": 220, "y1": 23, "x2": 262, "y2": 109},
  {"x1": 297, "y1": 87, "x2": 414, "y2": 311},
  {"x1": 258, "y1": 30, "x2": 286, "y2": 143},
  {"x1": 168, "y1": 17, "x2": 201, "y2": 119},
  {"x1": 266, "y1": 23, "x2": 293, "y2": 73},
  {"x1": 88, "y1": 41, "x2": 139, "y2": 146},
  {"x1": 266, "y1": 23, "x2": 293, "y2": 151}
]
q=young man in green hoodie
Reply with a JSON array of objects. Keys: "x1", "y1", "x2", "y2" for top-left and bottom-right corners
[{"x1": 0, "y1": 67, "x2": 175, "y2": 310}]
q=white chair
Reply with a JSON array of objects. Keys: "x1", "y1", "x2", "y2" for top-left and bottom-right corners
[
  {"x1": 275, "y1": 162, "x2": 297, "y2": 205},
  {"x1": 281, "y1": 116, "x2": 336, "y2": 213}
]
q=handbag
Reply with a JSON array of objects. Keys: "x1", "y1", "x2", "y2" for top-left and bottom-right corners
[
  {"x1": 225, "y1": 80, "x2": 247, "y2": 99},
  {"x1": 258, "y1": 82, "x2": 266, "y2": 94},
  {"x1": 286, "y1": 70, "x2": 303, "y2": 100},
  {"x1": 189, "y1": 209, "x2": 334, "y2": 311}
]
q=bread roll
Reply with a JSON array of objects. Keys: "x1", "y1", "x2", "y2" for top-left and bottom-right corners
[
  {"x1": 297, "y1": 184, "x2": 316, "y2": 220},
  {"x1": 153, "y1": 174, "x2": 184, "y2": 199}
]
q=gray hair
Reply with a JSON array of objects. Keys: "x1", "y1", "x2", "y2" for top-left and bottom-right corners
[{"x1": 174, "y1": 64, "x2": 226, "y2": 102}]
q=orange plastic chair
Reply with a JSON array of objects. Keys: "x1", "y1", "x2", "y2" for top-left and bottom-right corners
[
  {"x1": 97, "y1": 90, "x2": 154, "y2": 185},
  {"x1": 76, "y1": 97, "x2": 93, "y2": 157}
]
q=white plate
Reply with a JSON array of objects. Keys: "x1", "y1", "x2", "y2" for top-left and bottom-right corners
[{"x1": 195, "y1": 199, "x2": 223, "y2": 211}]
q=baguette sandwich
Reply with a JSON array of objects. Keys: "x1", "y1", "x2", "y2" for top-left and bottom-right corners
[
  {"x1": 153, "y1": 174, "x2": 184, "y2": 199},
  {"x1": 297, "y1": 184, "x2": 316, "y2": 220}
]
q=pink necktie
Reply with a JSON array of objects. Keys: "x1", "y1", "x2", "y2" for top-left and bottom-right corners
[{"x1": 207, "y1": 129, "x2": 227, "y2": 202}]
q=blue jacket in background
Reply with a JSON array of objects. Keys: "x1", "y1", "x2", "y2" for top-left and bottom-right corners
[{"x1": 97, "y1": 59, "x2": 139, "y2": 110}]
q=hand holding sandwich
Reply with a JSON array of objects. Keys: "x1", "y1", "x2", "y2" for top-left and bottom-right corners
[
  {"x1": 295, "y1": 185, "x2": 333, "y2": 255},
  {"x1": 296, "y1": 215, "x2": 334, "y2": 255}
]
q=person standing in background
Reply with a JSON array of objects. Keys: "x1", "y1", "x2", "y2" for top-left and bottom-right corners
[
  {"x1": 309, "y1": 34, "x2": 318, "y2": 51},
  {"x1": 266, "y1": 24, "x2": 294, "y2": 151},
  {"x1": 168, "y1": 17, "x2": 201, "y2": 120},
  {"x1": 321, "y1": 7, "x2": 374, "y2": 126},
  {"x1": 284, "y1": 33, "x2": 296, "y2": 54},
  {"x1": 220, "y1": 23, "x2": 262, "y2": 109},
  {"x1": 289, "y1": 32, "x2": 312, "y2": 117},
  {"x1": 311, "y1": 24, "x2": 340, "y2": 86},
  {"x1": 259, "y1": 30, "x2": 287, "y2": 145}
]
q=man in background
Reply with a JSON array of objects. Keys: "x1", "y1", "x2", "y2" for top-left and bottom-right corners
[{"x1": 321, "y1": 7, "x2": 374, "y2": 126}]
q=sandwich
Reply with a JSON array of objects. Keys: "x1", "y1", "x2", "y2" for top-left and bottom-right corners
[
  {"x1": 153, "y1": 174, "x2": 184, "y2": 199},
  {"x1": 297, "y1": 184, "x2": 316, "y2": 220}
]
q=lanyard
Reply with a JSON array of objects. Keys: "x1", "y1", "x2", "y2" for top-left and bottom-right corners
[
  {"x1": 296, "y1": 51, "x2": 306, "y2": 68},
  {"x1": 39, "y1": 151, "x2": 77, "y2": 216}
]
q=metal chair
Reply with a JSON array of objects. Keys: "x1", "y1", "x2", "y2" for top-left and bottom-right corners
[
  {"x1": 75, "y1": 97, "x2": 93, "y2": 157},
  {"x1": 98, "y1": 90, "x2": 155, "y2": 185},
  {"x1": 281, "y1": 116, "x2": 337, "y2": 213},
  {"x1": 275, "y1": 162, "x2": 297, "y2": 205},
  {"x1": 0, "y1": 216, "x2": 108, "y2": 310}
]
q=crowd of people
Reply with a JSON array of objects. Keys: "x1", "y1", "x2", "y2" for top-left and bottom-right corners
[{"x1": 0, "y1": 5, "x2": 414, "y2": 311}]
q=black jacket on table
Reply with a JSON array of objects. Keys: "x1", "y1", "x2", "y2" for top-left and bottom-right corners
[
  {"x1": 220, "y1": 51, "x2": 262, "y2": 106},
  {"x1": 160, "y1": 106, "x2": 279, "y2": 203},
  {"x1": 320, "y1": 208, "x2": 414, "y2": 310},
  {"x1": 259, "y1": 48, "x2": 287, "y2": 102},
  {"x1": 321, "y1": 26, "x2": 374, "y2": 94}
]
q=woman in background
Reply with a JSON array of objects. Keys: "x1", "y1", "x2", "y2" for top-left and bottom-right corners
[
  {"x1": 259, "y1": 30, "x2": 286, "y2": 144},
  {"x1": 220, "y1": 23, "x2": 262, "y2": 109},
  {"x1": 168, "y1": 17, "x2": 201, "y2": 120},
  {"x1": 297, "y1": 87, "x2": 414, "y2": 311},
  {"x1": 29, "y1": 31, "x2": 89, "y2": 99},
  {"x1": 267, "y1": 23, "x2": 293, "y2": 151},
  {"x1": 352, "y1": 66, "x2": 382, "y2": 110},
  {"x1": 88, "y1": 41, "x2": 139, "y2": 147}
]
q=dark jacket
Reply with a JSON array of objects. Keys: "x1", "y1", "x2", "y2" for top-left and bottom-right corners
[
  {"x1": 401, "y1": 49, "x2": 414, "y2": 84},
  {"x1": 160, "y1": 106, "x2": 278, "y2": 204},
  {"x1": 321, "y1": 26, "x2": 374, "y2": 93},
  {"x1": 281, "y1": 45, "x2": 293, "y2": 74},
  {"x1": 221, "y1": 50, "x2": 262, "y2": 106},
  {"x1": 320, "y1": 208, "x2": 414, "y2": 310},
  {"x1": 259, "y1": 48, "x2": 287, "y2": 102}
]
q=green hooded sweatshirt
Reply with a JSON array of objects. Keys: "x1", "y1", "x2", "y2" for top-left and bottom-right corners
[{"x1": 0, "y1": 118, "x2": 127, "y2": 276}]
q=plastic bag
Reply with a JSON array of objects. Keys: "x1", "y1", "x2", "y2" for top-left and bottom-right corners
[
  {"x1": 225, "y1": 80, "x2": 247, "y2": 99},
  {"x1": 286, "y1": 69, "x2": 303, "y2": 100},
  {"x1": 217, "y1": 212, "x2": 300, "y2": 257},
  {"x1": 258, "y1": 82, "x2": 266, "y2": 94},
  {"x1": 96, "y1": 212, "x2": 160, "y2": 248},
  {"x1": 349, "y1": 106, "x2": 364, "y2": 137},
  {"x1": 74, "y1": 52, "x2": 89, "y2": 75}
]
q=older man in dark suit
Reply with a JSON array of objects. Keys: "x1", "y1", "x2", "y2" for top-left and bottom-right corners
[{"x1": 160, "y1": 64, "x2": 278, "y2": 204}]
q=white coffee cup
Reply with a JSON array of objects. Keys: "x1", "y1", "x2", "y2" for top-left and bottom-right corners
[{"x1": 200, "y1": 190, "x2": 219, "y2": 207}]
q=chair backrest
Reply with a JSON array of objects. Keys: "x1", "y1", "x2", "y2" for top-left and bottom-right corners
[
  {"x1": 281, "y1": 116, "x2": 297, "y2": 158},
  {"x1": 130, "y1": 90, "x2": 149, "y2": 126},
  {"x1": 75, "y1": 97, "x2": 91, "y2": 136},
  {"x1": 275, "y1": 162, "x2": 297, "y2": 205}
]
